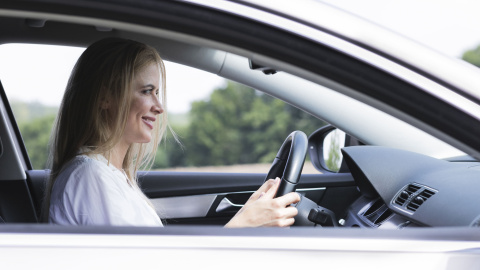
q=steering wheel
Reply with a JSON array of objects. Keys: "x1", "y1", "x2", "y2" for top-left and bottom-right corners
[
  {"x1": 264, "y1": 131, "x2": 337, "y2": 227},
  {"x1": 264, "y1": 131, "x2": 308, "y2": 198}
]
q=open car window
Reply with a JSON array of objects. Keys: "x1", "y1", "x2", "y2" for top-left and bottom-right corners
[{"x1": 0, "y1": 44, "x2": 325, "y2": 173}]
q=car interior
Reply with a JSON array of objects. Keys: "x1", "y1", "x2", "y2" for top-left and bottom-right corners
[{"x1": 1, "y1": 1, "x2": 480, "y2": 232}]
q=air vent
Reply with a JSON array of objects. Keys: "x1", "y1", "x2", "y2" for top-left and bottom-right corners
[
  {"x1": 374, "y1": 209, "x2": 393, "y2": 225},
  {"x1": 363, "y1": 199, "x2": 385, "y2": 216},
  {"x1": 359, "y1": 199, "x2": 394, "y2": 227},
  {"x1": 406, "y1": 189, "x2": 436, "y2": 212},
  {"x1": 392, "y1": 183, "x2": 437, "y2": 213},
  {"x1": 394, "y1": 184, "x2": 420, "y2": 206}
]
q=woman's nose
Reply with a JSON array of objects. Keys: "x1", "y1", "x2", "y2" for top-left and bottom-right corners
[{"x1": 152, "y1": 97, "x2": 164, "y2": 115}]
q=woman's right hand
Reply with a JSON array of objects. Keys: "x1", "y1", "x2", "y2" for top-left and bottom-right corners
[{"x1": 224, "y1": 178, "x2": 300, "y2": 228}]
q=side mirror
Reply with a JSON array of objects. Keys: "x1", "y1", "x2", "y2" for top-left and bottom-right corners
[
  {"x1": 308, "y1": 125, "x2": 363, "y2": 173},
  {"x1": 323, "y1": 129, "x2": 345, "y2": 172}
]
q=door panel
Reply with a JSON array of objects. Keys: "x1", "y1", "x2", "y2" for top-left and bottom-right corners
[
  {"x1": 139, "y1": 172, "x2": 359, "y2": 225},
  {"x1": 26, "y1": 169, "x2": 359, "y2": 225},
  {"x1": 139, "y1": 172, "x2": 356, "y2": 197}
]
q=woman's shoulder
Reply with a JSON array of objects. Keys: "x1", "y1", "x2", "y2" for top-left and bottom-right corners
[
  {"x1": 55, "y1": 155, "x2": 120, "y2": 188},
  {"x1": 60, "y1": 155, "x2": 110, "y2": 175}
]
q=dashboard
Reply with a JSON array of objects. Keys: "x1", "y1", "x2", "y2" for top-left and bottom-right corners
[{"x1": 340, "y1": 146, "x2": 480, "y2": 228}]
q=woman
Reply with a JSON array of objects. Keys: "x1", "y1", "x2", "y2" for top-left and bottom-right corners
[{"x1": 44, "y1": 37, "x2": 300, "y2": 227}]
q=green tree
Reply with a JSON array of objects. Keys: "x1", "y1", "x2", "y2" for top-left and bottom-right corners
[
  {"x1": 153, "y1": 123, "x2": 187, "y2": 168},
  {"x1": 18, "y1": 114, "x2": 56, "y2": 169},
  {"x1": 462, "y1": 45, "x2": 480, "y2": 67},
  {"x1": 185, "y1": 82, "x2": 256, "y2": 166},
  {"x1": 183, "y1": 81, "x2": 325, "y2": 167},
  {"x1": 10, "y1": 100, "x2": 58, "y2": 123},
  {"x1": 10, "y1": 101, "x2": 58, "y2": 169}
]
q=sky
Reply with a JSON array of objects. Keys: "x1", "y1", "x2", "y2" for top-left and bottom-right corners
[{"x1": 1, "y1": 0, "x2": 480, "y2": 113}]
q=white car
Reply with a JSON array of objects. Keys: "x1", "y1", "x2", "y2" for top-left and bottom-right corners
[{"x1": 1, "y1": 0, "x2": 480, "y2": 269}]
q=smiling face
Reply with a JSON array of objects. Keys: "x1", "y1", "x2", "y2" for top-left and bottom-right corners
[{"x1": 121, "y1": 63, "x2": 163, "y2": 146}]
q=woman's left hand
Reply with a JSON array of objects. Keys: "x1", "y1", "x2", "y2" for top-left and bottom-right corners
[{"x1": 224, "y1": 178, "x2": 300, "y2": 228}]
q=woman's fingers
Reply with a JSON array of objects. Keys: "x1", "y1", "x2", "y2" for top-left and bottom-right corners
[
  {"x1": 263, "y1": 206, "x2": 298, "y2": 227},
  {"x1": 276, "y1": 205, "x2": 299, "y2": 220},
  {"x1": 263, "y1": 177, "x2": 281, "y2": 199},
  {"x1": 264, "y1": 217, "x2": 295, "y2": 227},
  {"x1": 275, "y1": 191, "x2": 301, "y2": 207},
  {"x1": 242, "y1": 178, "x2": 279, "y2": 209},
  {"x1": 250, "y1": 178, "x2": 277, "y2": 200}
]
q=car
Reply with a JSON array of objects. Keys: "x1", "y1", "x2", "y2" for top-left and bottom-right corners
[{"x1": 1, "y1": 0, "x2": 480, "y2": 268}]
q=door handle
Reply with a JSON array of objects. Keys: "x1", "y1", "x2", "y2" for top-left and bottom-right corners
[{"x1": 216, "y1": 197, "x2": 244, "y2": 213}]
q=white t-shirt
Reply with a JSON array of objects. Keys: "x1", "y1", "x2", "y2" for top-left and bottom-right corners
[{"x1": 49, "y1": 154, "x2": 163, "y2": 226}]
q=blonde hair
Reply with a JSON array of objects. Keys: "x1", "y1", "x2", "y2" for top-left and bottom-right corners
[{"x1": 42, "y1": 38, "x2": 168, "y2": 221}]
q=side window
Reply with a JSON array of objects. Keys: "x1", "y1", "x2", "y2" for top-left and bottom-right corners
[
  {"x1": 0, "y1": 44, "x2": 325, "y2": 172},
  {"x1": 0, "y1": 44, "x2": 83, "y2": 169},
  {"x1": 160, "y1": 81, "x2": 325, "y2": 173}
]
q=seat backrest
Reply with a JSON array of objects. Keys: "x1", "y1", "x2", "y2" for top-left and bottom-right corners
[{"x1": 26, "y1": 170, "x2": 48, "y2": 221}]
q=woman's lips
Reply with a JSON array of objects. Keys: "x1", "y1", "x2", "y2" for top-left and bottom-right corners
[{"x1": 142, "y1": 116, "x2": 155, "y2": 129}]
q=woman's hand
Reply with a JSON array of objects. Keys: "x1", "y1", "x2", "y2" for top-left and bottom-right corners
[{"x1": 224, "y1": 178, "x2": 300, "y2": 228}]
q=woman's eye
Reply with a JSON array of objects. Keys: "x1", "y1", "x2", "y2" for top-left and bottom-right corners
[{"x1": 142, "y1": 89, "x2": 153, "y2": 95}]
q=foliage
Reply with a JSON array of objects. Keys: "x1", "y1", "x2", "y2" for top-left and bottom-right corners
[
  {"x1": 153, "y1": 123, "x2": 187, "y2": 168},
  {"x1": 10, "y1": 100, "x2": 58, "y2": 123},
  {"x1": 18, "y1": 114, "x2": 56, "y2": 169},
  {"x1": 462, "y1": 45, "x2": 480, "y2": 67},
  {"x1": 10, "y1": 101, "x2": 58, "y2": 169},
  {"x1": 180, "y1": 81, "x2": 326, "y2": 167}
]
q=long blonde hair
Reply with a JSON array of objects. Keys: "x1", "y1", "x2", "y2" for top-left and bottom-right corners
[{"x1": 42, "y1": 38, "x2": 168, "y2": 221}]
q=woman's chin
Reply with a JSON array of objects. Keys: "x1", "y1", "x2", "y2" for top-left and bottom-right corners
[{"x1": 135, "y1": 136, "x2": 152, "y2": 144}]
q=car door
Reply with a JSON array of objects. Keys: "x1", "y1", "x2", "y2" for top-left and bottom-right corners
[
  {"x1": 3, "y1": 1, "x2": 480, "y2": 269},
  {"x1": 4, "y1": 0, "x2": 473, "y2": 227}
]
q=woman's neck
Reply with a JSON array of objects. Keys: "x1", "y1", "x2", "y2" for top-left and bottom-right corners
[{"x1": 109, "y1": 142, "x2": 129, "y2": 170}]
